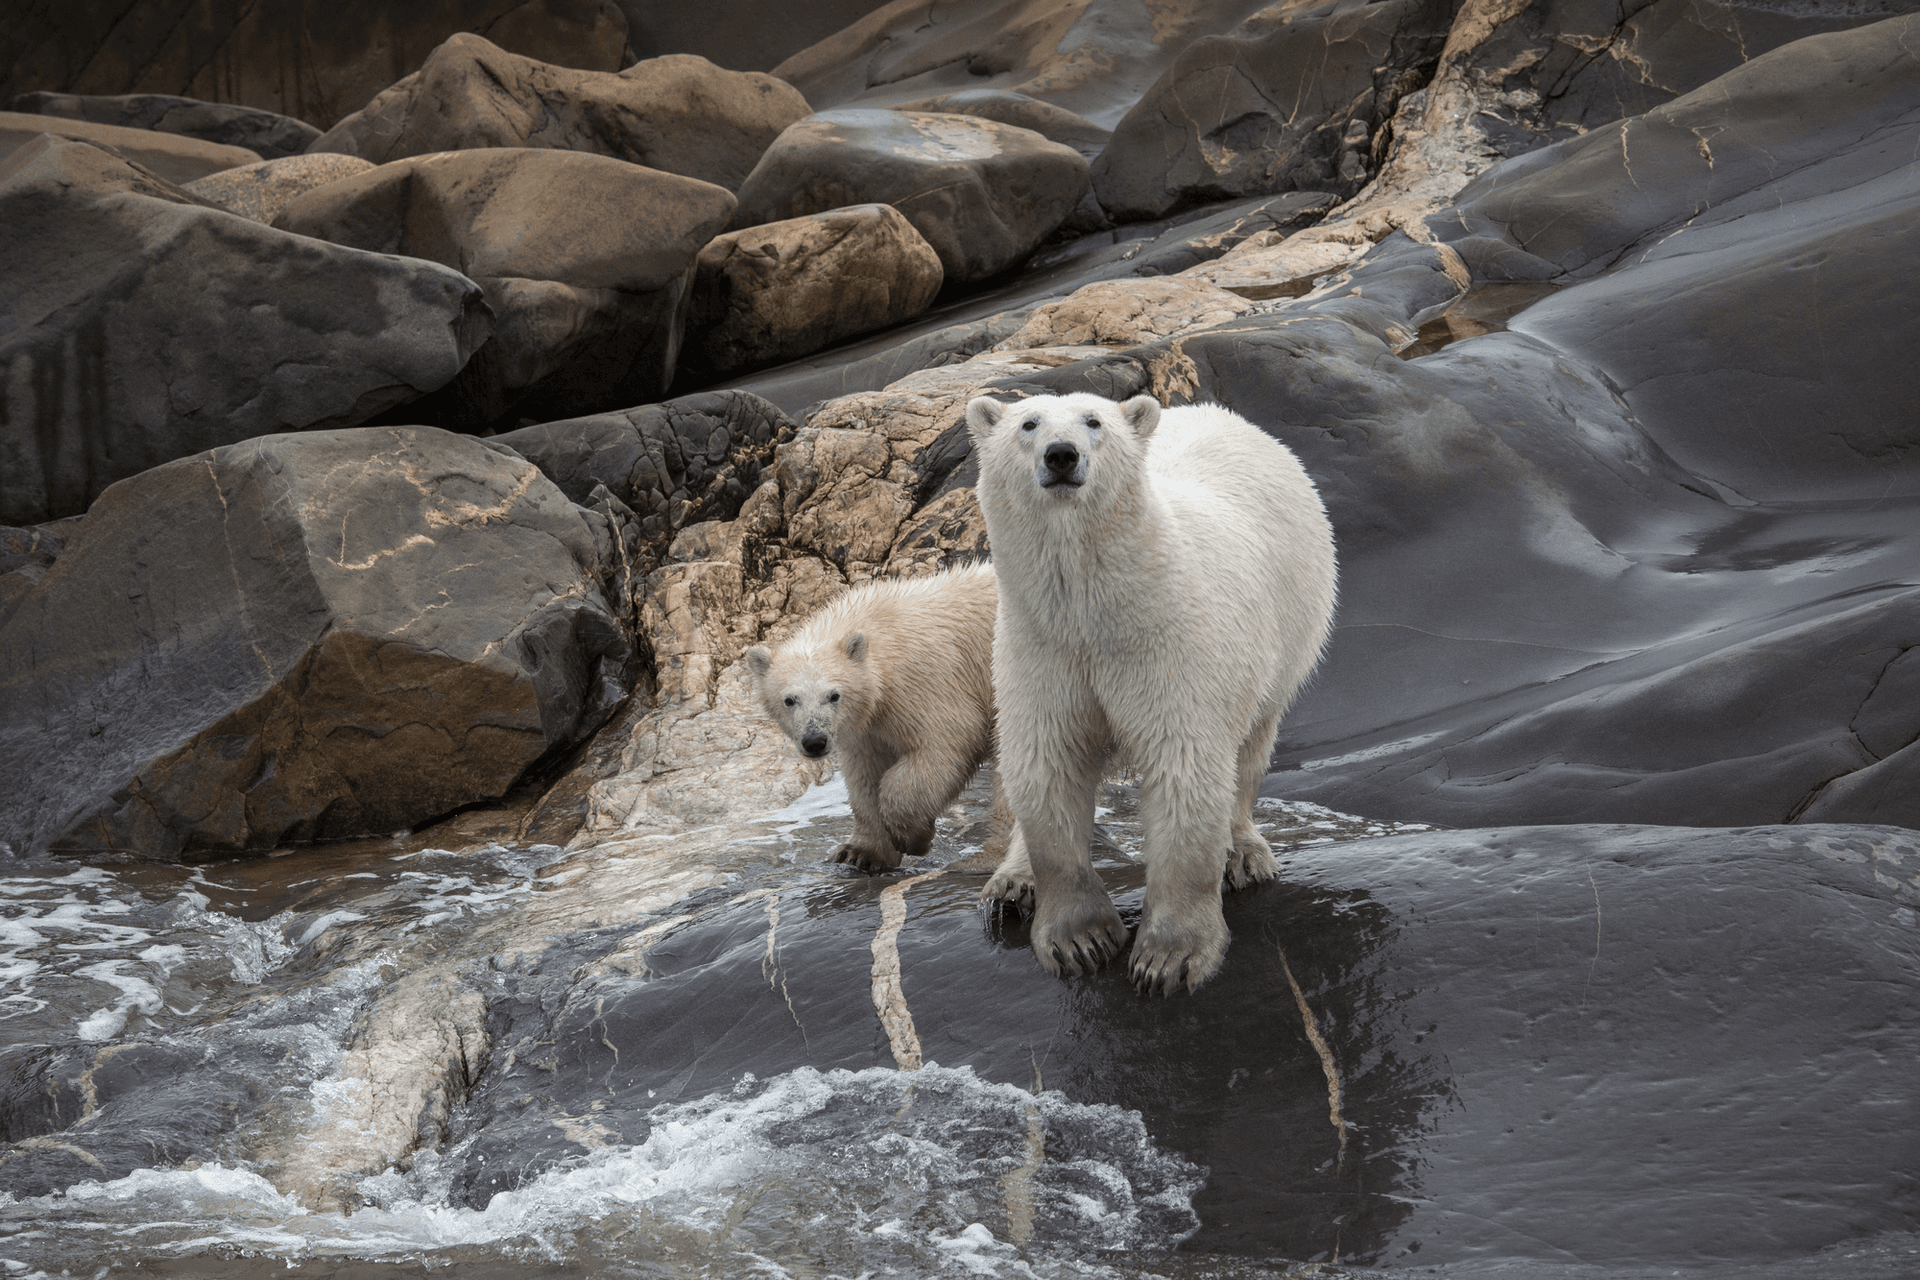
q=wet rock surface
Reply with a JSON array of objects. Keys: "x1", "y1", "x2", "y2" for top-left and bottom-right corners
[
  {"x1": 0, "y1": 134, "x2": 489, "y2": 526},
  {"x1": 275, "y1": 147, "x2": 736, "y2": 428},
  {"x1": 0, "y1": 427, "x2": 629, "y2": 861},
  {"x1": 9, "y1": 90, "x2": 323, "y2": 158},
  {"x1": 309, "y1": 35, "x2": 808, "y2": 192},
  {"x1": 732, "y1": 109, "x2": 1091, "y2": 283}
]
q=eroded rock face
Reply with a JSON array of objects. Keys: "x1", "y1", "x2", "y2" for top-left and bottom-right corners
[
  {"x1": 9, "y1": 91, "x2": 323, "y2": 159},
  {"x1": 0, "y1": 135, "x2": 489, "y2": 526},
  {"x1": 994, "y1": 277, "x2": 1250, "y2": 350},
  {"x1": 182, "y1": 153, "x2": 374, "y2": 223},
  {"x1": 732, "y1": 109, "x2": 1089, "y2": 283},
  {"x1": 2, "y1": 0, "x2": 632, "y2": 130},
  {"x1": 308, "y1": 35, "x2": 808, "y2": 192},
  {"x1": 685, "y1": 203, "x2": 945, "y2": 378},
  {"x1": 275, "y1": 147, "x2": 734, "y2": 428},
  {"x1": 1091, "y1": 0, "x2": 1453, "y2": 220},
  {"x1": 0, "y1": 427, "x2": 629, "y2": 861},
  {"x1": 0, "y1": 109, "x2": 259, "y2": 184}
]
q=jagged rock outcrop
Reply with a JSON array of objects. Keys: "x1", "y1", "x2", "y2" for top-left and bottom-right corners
[
  {"x1": 1091, "y1": 0, "x2": 1453, "y2": 221},
  {"x1": 9, "y1": 91, "x2": 322, "y2": 158},
  {"x1": 3, "y1": 0, "x2": 632, "y2": 129},
  {"x1": 182, "y1": 153, "x2": 373, "y2": 223},
  {"x1": 0, "y1": 109, "x2": 259, "y2": 183},
  {"x1": 732, "y1": 109, "x2": 1089, "y2": 283},
  {"x1": 308, "y1": 35, "x2": 808, "y2": 192},
  {"x1": 0, "y1": 427, "x2": 630, "y2": 861},
  {"x1": 0, "y1": 135, "x2": 489, "y2": 526},
  {"x1": 685, "y1": 203, "x2": 945, "y2": 378},
  {"x1": 275, "y1": 147, "x2": 734, "y2": 428}
]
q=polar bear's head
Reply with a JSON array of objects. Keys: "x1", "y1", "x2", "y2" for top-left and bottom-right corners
[
  {"x1": 744, "y1": 633, "x2": 868, "y2": 759},
  {"x1": 965, "y1": 392, "x2": 1161, "y2": 507}
]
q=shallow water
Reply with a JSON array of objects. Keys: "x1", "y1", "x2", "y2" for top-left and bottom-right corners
[{"x1": 0, "y1": 775, "x2": 1425, "y2": 1279}]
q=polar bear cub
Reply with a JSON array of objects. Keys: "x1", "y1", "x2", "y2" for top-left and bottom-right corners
[
  {"x1": 966, "y1": 392, "x2": 1336, "y2": 994},
  {"x1": 746, "y1": 562, "x2": 1007, "y2": 871}
]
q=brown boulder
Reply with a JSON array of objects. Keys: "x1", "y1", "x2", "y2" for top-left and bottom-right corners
[
  {"x1": 0, "y1": 427, "x2": 630, "y2": 861},
  {"x1": 732, "y1": 109, "x2": 1088, "y2": 283},
  {"x1": 686, "y1": 204, "x2": 944, "y2": 378},
  {"x1": 0, "y1": 110, "x2": 258, "y2": 184},
  {"x1": 0, "y1": 135, "x2": 489, "y2": 526},
  {"x1": 9, "y1": 91, "x2": 322, "y2": 159},
  {"x1": 308, "y1": 35, "x2": 808, "y2": 193},
  {"x1": 893, "y1": 89, "x2": 1110, "y2": 161},
  {"x1": 275, "y1": 148, "x2": 735, "y2": 428}
]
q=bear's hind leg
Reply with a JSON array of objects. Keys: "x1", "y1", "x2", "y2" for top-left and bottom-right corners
[
  {"x1": 1129, "y1": 749, "x2": 1236, "y2": 995},
  {"x1": 1226, "y1": 713, "x2": 1282, "y2": 890},
  {"x1": 877, "y1": 747, "x2": 983, "y2": 859}
]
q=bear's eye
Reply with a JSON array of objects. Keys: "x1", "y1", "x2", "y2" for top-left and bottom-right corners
[
  {"x1": 1020, "y1": 419, "x2": 1038, "y2": 433},
  {"x1": 1084, "y1": 416, "x2": 1101, "y2": 430},
  {"x1": 783, "y1": 696, "x2": 796, "y2": 707},
  {"x1": 828, "y1": 691, "x2": 840, "y2": 703}
]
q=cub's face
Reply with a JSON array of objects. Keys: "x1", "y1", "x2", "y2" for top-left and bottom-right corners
[
  {"x1": 744, "y1": 636, "x2": 865, "y2": 759},
  {"x1": 964, "y1": 392, "x2": 1161, "y2": 507}
]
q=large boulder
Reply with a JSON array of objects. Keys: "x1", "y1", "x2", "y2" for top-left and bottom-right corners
[
  {"x1": 308, "y1": 35, "x2": 808, "y2": 192},
  {"x1": 0, "y1": 135, "x2": 489, "y2": 526},
  {"x1": 685, "y1": 203, "x2": 944, "y2": 378},
  {"x1": 732, "y1": 109, "x2": 1089, "y2": 283},
  {"x1": 0, "y1": 110, "x2": 258, "y2": 184},
  {"x1": 182, "y1": 153, "x2": 374, "y2": 224},
  {"x1": 275, "y1": 148, "x2": 735, "y2": 429},
  {"x1": 0, "y1": 427, "x2": 630, "y2": 861},
  {"x1": 1091, "y1": 0, "x2": 1453, "y2": 221},
  {"x1": 3, "y1": 0, "x2": 631, "y2": 130},
  {"x1": 9, "y1": 91, "x2": 322, "y2": 159}
]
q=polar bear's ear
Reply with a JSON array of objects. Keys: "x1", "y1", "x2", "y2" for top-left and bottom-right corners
[
  {"x1": 844, "y1": 632, "x2": 868, "y2": 661},
  {"x1": 1119, "y1": 395, "x2": 1162, "y2": 437},
  {"x1": 965, "y1": 396, "x2": 1007, "y2": 444},
  {"x1": 745, "y1": 645, "x2": 772, "y2": 679}
]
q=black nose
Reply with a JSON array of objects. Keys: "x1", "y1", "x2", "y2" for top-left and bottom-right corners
[
  {"x1": 1044, "y1": 442, "x2": 1079, "y2": 475},
  {"x1": 802, "y1": 733, "x2": 829, "y2": 757}
]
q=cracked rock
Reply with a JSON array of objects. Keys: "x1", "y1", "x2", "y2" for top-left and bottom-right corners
[
  {"x1": 0, "y1": 134, "x2": 490, "y2": 526},
  {"x1": 0, "y1": 427, "x2": 630, "y2": 860}
]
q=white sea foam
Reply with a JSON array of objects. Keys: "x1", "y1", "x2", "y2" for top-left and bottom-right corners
[{"x1": 8, "y1": 1065, "x2": 1200, "y2": 1278}]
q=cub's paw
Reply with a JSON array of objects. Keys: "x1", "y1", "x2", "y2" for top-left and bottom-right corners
[
  {"x1": 981, "y1": 844, "x2": 1036, "y2": 906},
  {"x1": 1030, "y1": 887, "x2": 1127, "y2": 978},
  {"x1": 1225, "y1": 828, "x2": 1279, "y2": 890},
  {"x1": 830, "y1": 841, "x2": 902, "y2": 873},
  {"x1": 1128, "y1": 908, "x2": 1230, "y2": 996}
]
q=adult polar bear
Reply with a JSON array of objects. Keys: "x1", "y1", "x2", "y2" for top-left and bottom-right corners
[{"x1": 967, "y1": 391, "x2": 1336, "y2": 994}]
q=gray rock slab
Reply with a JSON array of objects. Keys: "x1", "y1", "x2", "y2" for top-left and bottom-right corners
[
  {"x1": 0, "y1": 109, "x2": 258, "y2": 184},
  {"x1": 0, "y1": 134, "x2": 489, "y2": 526},
  {"x1": 9, "y1": 91, "x2": 322, "y2": 159}
]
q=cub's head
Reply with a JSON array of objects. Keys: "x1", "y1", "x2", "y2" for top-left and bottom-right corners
[
  {"x1": 964, "y1": 392, "x2": 1160, "y2": 509},
  {"x1": 744, "y1": 633, "x2": 868, "y2": 759}
]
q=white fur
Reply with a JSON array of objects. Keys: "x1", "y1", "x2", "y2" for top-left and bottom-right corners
[
  {"x1": 746, "y1": 562, "x2": 1009, "y2": 871},
  {"x1": 966, "y1": 391, "x2": 1337, "y2": 993}
]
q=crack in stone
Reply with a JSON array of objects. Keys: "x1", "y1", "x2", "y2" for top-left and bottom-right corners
[
  {"x1": 0, "y1": 1136, "x2": 103, "y2": 1170},
  {"x1": 1278, "y1": 944, "x2": 1348, "y2": 1167},
  {"x1": 869, "y1": 868, "x2": 946, "y2": 1071}
]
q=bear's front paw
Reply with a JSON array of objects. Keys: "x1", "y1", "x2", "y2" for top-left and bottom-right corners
[
  {"x1": 1225, "y1": 828, "x2": 1279, "y2": 890},
  {"x1": 830, "y1": 841, "x2": 903, "y2": 873},
  {"x1": 1029, "y1": 888, "x2": 1127, "y2": 978},
  {"x1": 981, "y1": 856, "x2": 1036, "y2": 907},
  {"x1": 1128, "y1": 909, "x2": 1231, "y2": 996}
]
